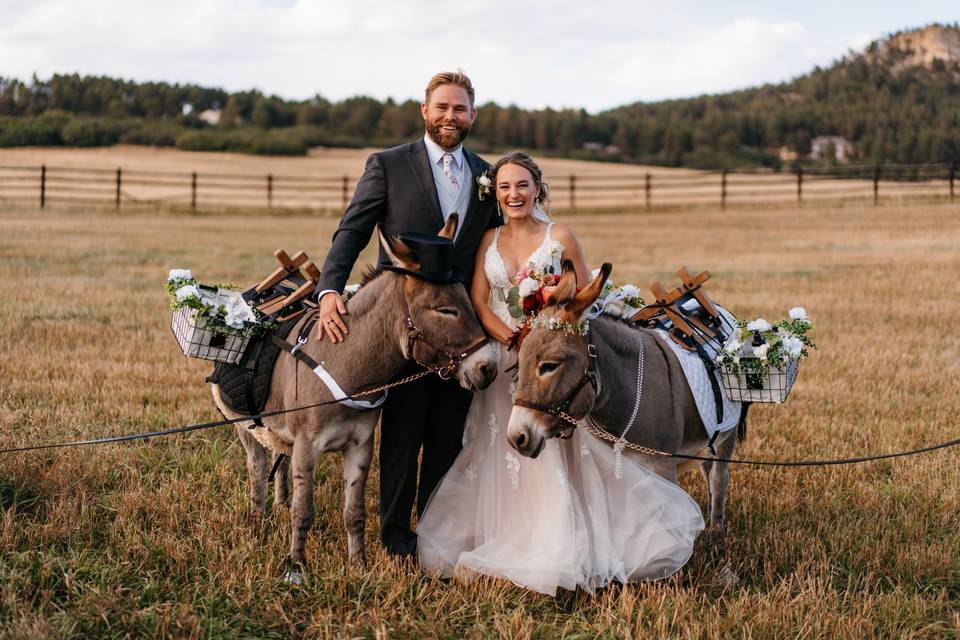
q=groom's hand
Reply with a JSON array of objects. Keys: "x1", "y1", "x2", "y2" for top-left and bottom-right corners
[{"x1": 318, "y1": 292, "x2": 349, "y2": 343}]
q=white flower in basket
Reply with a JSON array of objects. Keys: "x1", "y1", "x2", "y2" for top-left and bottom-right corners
[
  {"x1": 716, "y1": 309, "x2": 816, "y2": 403},
  {"x1": 165, "y1": 269, "x2": 270, "y2": 364}
]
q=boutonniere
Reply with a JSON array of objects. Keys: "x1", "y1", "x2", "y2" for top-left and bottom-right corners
[{"x1": 476, "y1": 171, "x2": 492, "y2": 201}]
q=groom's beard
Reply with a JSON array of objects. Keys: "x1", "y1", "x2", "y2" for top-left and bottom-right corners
[{"x1": 426, "y1": 120, "x2": 471, "y2": 150}]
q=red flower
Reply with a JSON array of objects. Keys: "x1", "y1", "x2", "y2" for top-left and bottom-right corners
[{"x1": 522, "y1": 289, "x2": 544, "y2": 314}]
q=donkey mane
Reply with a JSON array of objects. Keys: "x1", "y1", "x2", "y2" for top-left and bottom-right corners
[{"x1": 360, "y1": 264, "x2": 384, "y2": 286}]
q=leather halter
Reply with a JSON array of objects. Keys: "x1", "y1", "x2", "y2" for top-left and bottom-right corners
[
  {"x1": 513, "y1": 328, "x2": 600, "y2": 437},
  {"x1": 397, "y1": 278, "x2": 489, "y2": 380}
]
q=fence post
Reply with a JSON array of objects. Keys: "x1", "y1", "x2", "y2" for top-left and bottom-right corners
[
  {"x1": 796, "y1": 166, "x2": 803, "y2": 205},
  {"x1": 266, "y1": 174, "x2": 273, "y2": 210},
  {"x1": 40, "y1": 164, "x2": 46, "y2": 209},
  {"x1": 644, "y1": 173, "x2": 651, "y2": 211},
  {"x1": 191, "y1": 172, "x2": 197, "y2": 210},
  {"x1": 569, "y1": 174, "x2": 576, "y2": 210},
  {"x1": 720, "y1": 169, "x2": 728, "y2": 210},
  {"x1": 115, "y1": 168, "x2": 122, "y2": 209},
  {"x1": 873, "y1": 164, "x2": 881, "y2": 206},
  {"x1": 341, "y1": 175, "x2": 349, "y2": 209},
  {"x1": 950, "y1": 162, "x2": 956, "y2": 203}
]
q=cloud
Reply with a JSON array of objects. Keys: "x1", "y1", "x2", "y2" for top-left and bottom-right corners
[{"x1": 0, "y1": 0, "x2": 882, "y2": 112}]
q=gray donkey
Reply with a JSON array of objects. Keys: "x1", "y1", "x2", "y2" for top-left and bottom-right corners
[
  {"x1": 506, "y1": 260, "x2": 746, "y2": 536},
  {"x1": 212, "y1": 217, "x2": 498, "y2": 582}
]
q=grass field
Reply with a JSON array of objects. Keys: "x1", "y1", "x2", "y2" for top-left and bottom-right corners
[{"x1": 1, "y1": 198, "x2": 959, "y2": 638}]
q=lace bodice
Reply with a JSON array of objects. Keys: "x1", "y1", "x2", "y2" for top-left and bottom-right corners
[{"x1": 483, "y1": 223, "x2": 563, "y2": 327}]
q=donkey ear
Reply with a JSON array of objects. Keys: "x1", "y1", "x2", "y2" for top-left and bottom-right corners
[
  {"x1": 378, "y1": 227, "x2": 421, "y2": 272},
  {"x1": 437, "y1": 213, "x2": 459, "y2": 241},
  {"x1": 545, "y1": 259, "x2": 578, "y2": 307},
  {"x1": 562, "y1": 263, "x2": 612, "y2": 319}
]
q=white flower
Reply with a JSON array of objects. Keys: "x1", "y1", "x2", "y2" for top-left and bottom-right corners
[
  {"x1": 747, "y1": 318, "x2": 772, "y2": 332},
  {"x1": 546, "y1": 240, "x2": 564, "y2": 256},
  {"x1": 167, "y1": 268, "x2": 193, "y2": 282},
  {"x1": 619, "y1": 284, "x2": 641, "y2": 300},
  {"x1": 723, "y1": 338, "x2": 742, "y2": 354},
  {"x1": 789, "y1": 307, "x2": 808, "y2": 321},
  {"x1": 223, "y1": 298, "x2": 254, "y2": 329},
  {"x1": 753, "y1": 343, "x2": 770, "y2": 361},
  {"x1": 478, "y1": 174, "x2": 492, "y2": 187},
  {"x1": 782, "y1": 335, "x2": 804, "y2": 358},
  {"x1": 518, "y1": 277, "x2": 541, "y2": 298},
  {"x1": 175, "y1": 284, "x2": 200, "y2": 301},
  {"x1": 342, "y1": 283, "x2": 361, "y2": 300}
]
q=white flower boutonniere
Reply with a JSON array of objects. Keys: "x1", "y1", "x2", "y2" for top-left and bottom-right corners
[{"x1": 477, "y1": 172, "x2": 492, "y2": 201}]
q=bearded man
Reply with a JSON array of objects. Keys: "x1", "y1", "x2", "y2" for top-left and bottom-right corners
[{"x1": 315, "y1": 71, "x2": 501, "y2": 557}]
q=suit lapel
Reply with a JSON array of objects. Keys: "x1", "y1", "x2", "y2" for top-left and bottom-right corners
[
  {"x1": 406, "y1": 140, "x2": 445, "y2": 228},
  {"x1": 456, "y1": 149, "x2": 487, "y2": 247}
]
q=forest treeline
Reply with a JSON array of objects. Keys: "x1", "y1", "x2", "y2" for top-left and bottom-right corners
[{"x1": 1, "y1": 30, "x2": 958, "y2": 168}]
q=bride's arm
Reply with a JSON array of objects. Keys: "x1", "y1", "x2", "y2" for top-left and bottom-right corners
[
  {"x1": 470, "y1": 229, "x2": 515, "y2": 345},
  {"x1": 553, "y1": 224, "x2": 591, "y2": 285}
]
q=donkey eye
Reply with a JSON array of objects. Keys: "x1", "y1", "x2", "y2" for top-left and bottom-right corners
[
  {"x1": 538, "y1": 361, "x2": 560, "y2": 376},
  {"x1": 435, "y1": 307, "x2": 460, "y2": 317}
]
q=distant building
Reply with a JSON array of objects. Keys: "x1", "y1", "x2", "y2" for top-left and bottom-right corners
[
  {"x1": 198, "y1": 109, "x2": 222, "y2": 126},
  {"x1": 581, "y1": 142, "x2": 621, "y2": 156},
  {"x1": 778, "y1": 146, "x2": 799, "y2": 163},
  {"x1": 810, "y1": 136, "x2": 854, "y2": 162}
]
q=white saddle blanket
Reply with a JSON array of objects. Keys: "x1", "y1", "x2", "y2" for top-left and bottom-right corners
[{"x1": 651, "y1": 305, "x2": 741, "y2": 440}]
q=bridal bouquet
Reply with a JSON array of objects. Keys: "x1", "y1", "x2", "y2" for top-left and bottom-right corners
[
  {"x1": 501, "y1": 241, "x2": 565, "y2": 320},
  {"x1": 716, "y1": 307, "x2": 816, "y2": 401}
]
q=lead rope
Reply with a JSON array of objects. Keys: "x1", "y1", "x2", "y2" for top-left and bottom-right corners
[{"x1": 595, "y1": 335, "x2": 644, "y2": 479}]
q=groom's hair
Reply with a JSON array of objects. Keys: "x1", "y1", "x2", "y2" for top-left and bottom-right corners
[{"x1": 425, "y1": 70, "x2": 475, "y2": 107}]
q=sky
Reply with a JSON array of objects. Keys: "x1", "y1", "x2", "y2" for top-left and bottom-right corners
[{"x1": 0, "y1": 0, "x2": 956, "y2": 113}]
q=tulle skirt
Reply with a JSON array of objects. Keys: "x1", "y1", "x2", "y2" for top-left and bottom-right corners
[{"x1": 417, "y1": 347, "x2": 704, "y2": 596}]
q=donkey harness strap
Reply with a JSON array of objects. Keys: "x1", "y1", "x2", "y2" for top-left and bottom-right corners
[{"x1": 270, "y1": 335, "x2": 387, "y2": 410}]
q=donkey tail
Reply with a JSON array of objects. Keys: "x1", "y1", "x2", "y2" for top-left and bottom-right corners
[{"x1": 737, "y1": 402, "x2": 751, "y2": 443}]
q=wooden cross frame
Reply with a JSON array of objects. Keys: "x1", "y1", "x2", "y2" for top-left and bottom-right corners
[
  {"x1": 248, "y1": 249, "x2": 322, "y2": 319},
  {"x1": 630, "y1": 265, "x2": 721, "y2": 351}
]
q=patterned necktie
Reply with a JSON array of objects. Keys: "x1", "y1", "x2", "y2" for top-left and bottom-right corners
[{"x1": 441, "y1": 153, "x2": 459, "y2": 188}]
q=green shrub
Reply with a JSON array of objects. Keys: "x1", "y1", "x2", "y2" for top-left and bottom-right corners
[
  {"x1": 120, "y1": 123, "x2": 178, "y2": 146},
  {"x1": 0, "y1": 113, "x2": 66, "y2": 146},
  {"x1": 61, "y1": 118, "x2": 121, "y2": 147}
]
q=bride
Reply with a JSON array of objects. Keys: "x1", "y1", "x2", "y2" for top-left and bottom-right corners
[{"x1": 416, "y1": 151, "x2": 704, "y2": 595}]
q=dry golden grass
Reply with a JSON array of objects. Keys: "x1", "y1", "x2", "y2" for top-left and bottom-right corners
[{"x1": 1, "y1": 199, "x2": 959, "y2": 638}]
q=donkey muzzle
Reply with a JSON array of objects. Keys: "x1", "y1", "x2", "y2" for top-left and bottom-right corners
[
  {"x1": 457, "y1": 342, "x2": 499, "y2": 391},
  {"x1": 507, "y1": 406, "x2": 548, "y2": 458}
]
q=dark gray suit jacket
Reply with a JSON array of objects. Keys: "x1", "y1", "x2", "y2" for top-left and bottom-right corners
[{"x1": 318, "y1": 139, "x2": 502, "y2": 295}]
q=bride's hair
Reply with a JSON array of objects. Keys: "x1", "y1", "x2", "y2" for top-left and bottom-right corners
[{"x1": 491, "y1": 151, "x2": 549, "y2": 206}]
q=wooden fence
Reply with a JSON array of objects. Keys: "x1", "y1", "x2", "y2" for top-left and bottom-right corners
[{"x1": 0, "y1": 162, "x2": 956, "y2": 212}]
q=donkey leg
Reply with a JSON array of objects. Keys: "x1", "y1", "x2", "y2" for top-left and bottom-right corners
[
  {"x1": 235, "y1": 425, "x2": 267, "y2": 517},
  {"x1": 285, "y1": 436, "x2": 317, "y2": 585},
  {"x1": 699, "y1": 459, "x2": 715, "y2": 524},
  {"x1": 272, "y1": 451, "x2": 290, "y2": 510},
  {"x1": 707, "y1": 431, "x2": 737, "y2": 533},
  {"x1": 342, "y1": 426, "x2": 374, "y2": 567}
]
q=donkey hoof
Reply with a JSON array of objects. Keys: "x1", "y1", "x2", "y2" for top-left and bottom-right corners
[
  {"x1": 712, "y1": 564, "x2": 738, "y2": 590},
  {"x1": 283, "y1": 570, "x2": 305, "y2": 586}
]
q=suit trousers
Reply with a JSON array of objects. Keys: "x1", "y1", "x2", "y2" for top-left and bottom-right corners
[{"x1": 378, "y1": 361, "x2": 473, "y2": 555}]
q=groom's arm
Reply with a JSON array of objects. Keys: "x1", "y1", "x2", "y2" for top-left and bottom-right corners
[{"x1": 317, "y1": 153, "x2": 387, "y2": 296}]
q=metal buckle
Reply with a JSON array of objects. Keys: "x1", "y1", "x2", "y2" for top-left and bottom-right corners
[
  {"x1": 587, "y1": 343, "x2": 598, "y2": 359},
  {"x1": 291, "y1": 335, "x2": 308, "y2": 356}
]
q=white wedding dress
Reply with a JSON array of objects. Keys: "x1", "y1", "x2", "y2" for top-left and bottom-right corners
[{"x1": 417, "y1": 223, "x2": 704, "y2": 596}]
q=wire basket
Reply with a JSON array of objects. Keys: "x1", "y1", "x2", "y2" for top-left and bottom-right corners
[
  {"x1": 718, "y1": 356, "x2": 799, "y2": 403},
  {"x1": 171, "y1": 306, "x2": 254, "y2": 364}
]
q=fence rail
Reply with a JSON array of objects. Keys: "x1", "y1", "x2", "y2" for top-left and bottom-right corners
[{"x1": 0, "y1": 162, "x2": 956, "y2": 213}]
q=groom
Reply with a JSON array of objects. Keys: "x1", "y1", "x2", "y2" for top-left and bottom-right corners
[{"x1": 315, "y1": 71, "x2": 501, "y2": 556}]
